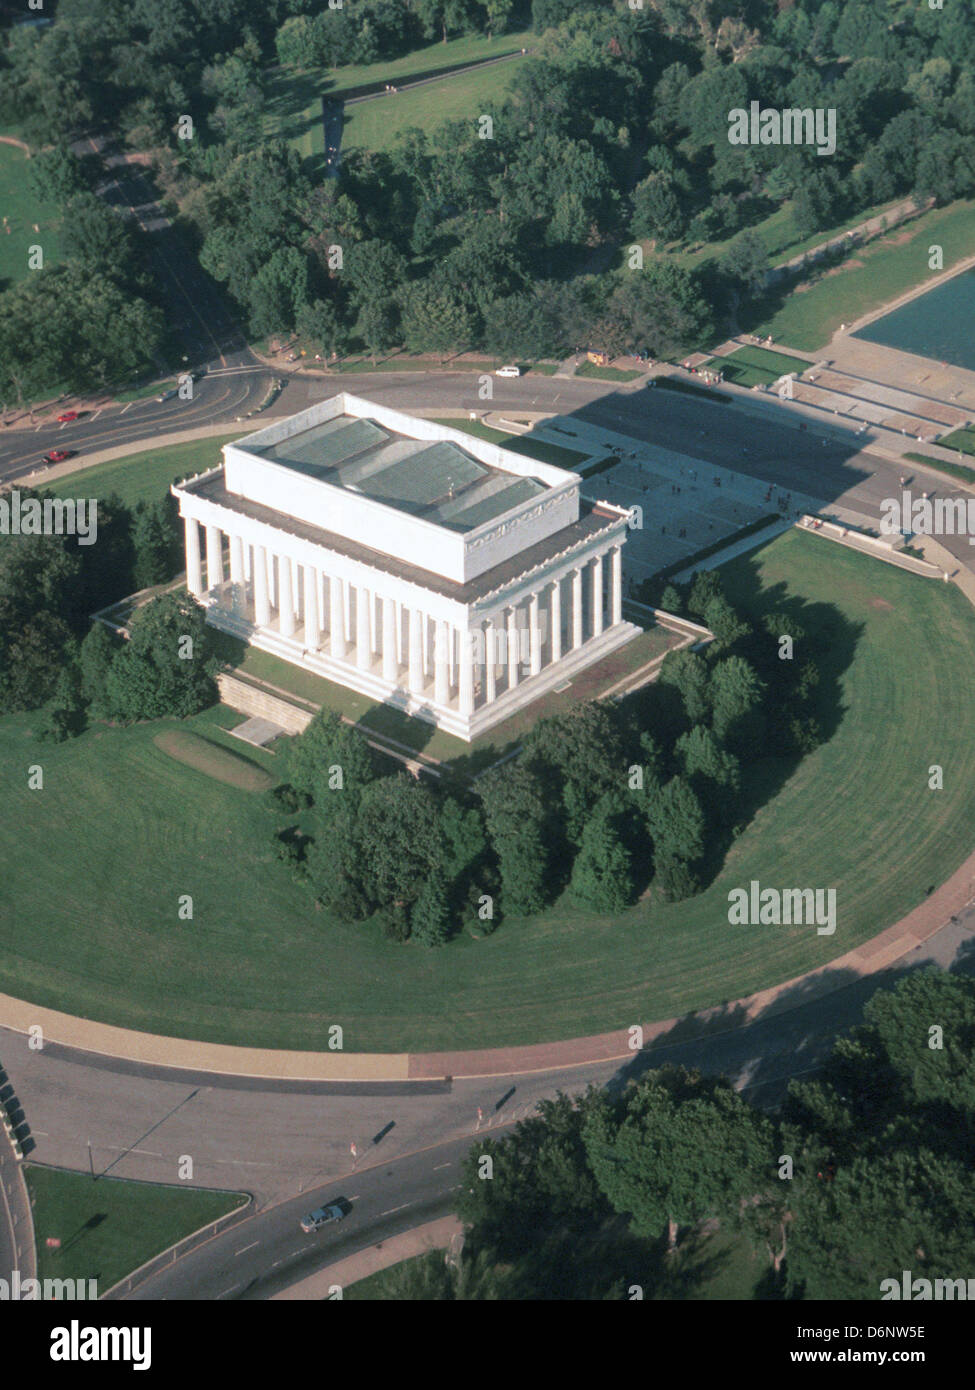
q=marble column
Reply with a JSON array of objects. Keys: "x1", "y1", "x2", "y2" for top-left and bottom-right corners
[
  {"x1": 550, "y1": 578, "x2": 562, "y2": 663},
  {"x1": 229, "y1": 535, "x2": 244, "y2": 612},
  {"x1": 485, "y1": 621, "x2": 497, "y2": 704},
  {"x1": 356, "y1": 585, "x2": 371, "y2": 669},
  {"x1": 408, "y1": 607, "x2": 424, "y2": 694},
  {"x1": 278, "y1": 555, "x2": 295, "y2": 637},
  {"x1": 435, "y1": 619, "x2": 449, "y2": 705},
  {"x1": 592, "y1": 554, "x2": 604, "y2": 637},
  {"x1": 330, "y1": 575, "x2": 346, "y2": 660},
  {"x1": 304, "y1": 565, "x2": 320, "y2": 649},
  {"x1": 382, "y1": 595, "x2": 397, "y2": 682},
  {"x1": 611, "y1": 545, "x2": 623, "y2": 625},
  {"x1": 254, "y1": 544, "x2": 270, "y2": 626},
  {"x1": 184, "y1": 517, "x2": 203, "y2": 596},
  {"x1": 459, "y1": 629, "x2": 474, "y2": 716},
  {"x1": 507, "y1": 606, "x2": 519, "y2": 690},
  {"x1": 529, "y1": 592, "x2": 542, "y2": 675},
  {"x1": 205, "y1": 525, "x2": 223, "y2": 592},
  {"x1": 572, "y1": 567, "x2": 584, "y2": 648}
]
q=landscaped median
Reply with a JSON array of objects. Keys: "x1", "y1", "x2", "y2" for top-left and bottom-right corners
[{"x1": 24, "y1": 1165, "x2": 248, "y2": 1298}]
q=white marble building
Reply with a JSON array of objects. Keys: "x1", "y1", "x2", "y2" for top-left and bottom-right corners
[{"x1": 172, "y1": 394, "x2": 639, "y2": 741}]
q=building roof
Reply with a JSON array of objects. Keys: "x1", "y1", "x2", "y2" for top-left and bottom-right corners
[
  {"x1": 181, "y1": 469, "x2": 626, "y2": 606},
  {"x1": 251, "y1": 413, "x2": 546, "y2": 533}
]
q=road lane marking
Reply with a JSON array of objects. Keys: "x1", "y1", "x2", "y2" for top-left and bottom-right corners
[
  {"x1": 378, "y1": 1204, "x2": 409, "y2": 1216},
  {"x1": 235, "y1": 1241, "x2": 259, "y2": 1256},
  {"x1": 433, "y1": 1162, "x2": 452, "y2": 1170},
  {"x1": 119, "y1": 402, "x2": 134, "y2": 414}
]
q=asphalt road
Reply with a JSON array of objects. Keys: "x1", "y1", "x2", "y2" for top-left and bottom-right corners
[
  {"x1": 0, "y1": 370, "x2": 631, "y2": 485},
  {"x1": 4, "y1": 905, "x2": 974, "y2": 1298}
]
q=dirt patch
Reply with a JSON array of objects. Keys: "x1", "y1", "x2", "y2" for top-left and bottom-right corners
[
  {"x1": 869, "y1": 598, "x2": 894, "y2": 610},
  {"x1": 153, "y1": 730, "x2": 273, "y2": 791}
]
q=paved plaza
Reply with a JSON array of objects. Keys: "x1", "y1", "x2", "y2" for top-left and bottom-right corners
[{"x1": 531, "y1": 417, "x2": 821, "y2": 585}]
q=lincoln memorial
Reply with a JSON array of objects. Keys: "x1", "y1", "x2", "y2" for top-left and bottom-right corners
[{"x1": 172, "y1": 394, "x2": 639, "y2": 741}]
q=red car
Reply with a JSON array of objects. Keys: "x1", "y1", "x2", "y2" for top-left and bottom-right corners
[
  {"x1": 43, "y1": 448, "x2": 74, "y2": 464},
  {"x1": 57, "y1": 410, "x2": 79, "y2": 423}
]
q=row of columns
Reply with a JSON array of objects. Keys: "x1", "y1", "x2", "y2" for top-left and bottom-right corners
[{"x1": 184, "y1": 516, "x2": 623, "y2": 715}]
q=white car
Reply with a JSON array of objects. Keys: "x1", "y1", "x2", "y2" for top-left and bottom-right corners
[{"x1": 495, "y1": 364, "x2": 521, "y2": 378}]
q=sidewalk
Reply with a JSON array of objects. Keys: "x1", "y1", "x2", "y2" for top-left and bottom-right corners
[{"x1": 270, "y1": 1216, "x2": 462, "y2": 1300}]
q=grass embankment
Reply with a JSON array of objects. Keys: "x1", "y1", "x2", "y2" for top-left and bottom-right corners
[
  {"x1": 0, "y1": 142, "x2": 62, "y2": 289},
  {"x1": 754, "y1": 200, "x2": 975, "y2": 352},
  {"x1": 4, "y1": 532, "x2": 975, "y2": 1051},
  {"x1": 264, "y1": 30, "x2": 531, "y2": 166},
  {"x1": 42, "y1": 433, "x2": 247, "y2": 508}
]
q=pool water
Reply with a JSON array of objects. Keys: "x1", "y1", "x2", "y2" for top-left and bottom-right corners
[{"x1": 852, "y1": 268, "x2": 975, "y2": 370}]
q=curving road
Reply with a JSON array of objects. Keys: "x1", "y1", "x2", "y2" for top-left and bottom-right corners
[{"x1": 3, "y1": 908, "x2": 974, "y2": 1299}]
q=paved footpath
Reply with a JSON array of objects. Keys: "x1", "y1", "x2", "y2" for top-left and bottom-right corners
[{"x1": 270, "y1": 1216, "x2": 462, "y2": 1300}]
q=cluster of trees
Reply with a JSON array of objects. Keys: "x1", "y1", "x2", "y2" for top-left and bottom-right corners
[
  {"x1": 0, "y1": 485, "x2": 188, "y2": 729},
  {"x1": 275, "y1": 0, "x2": 524, "y2": 70},
  {"x1": 72, "y1": 592, "x2": 219, "y2": 734},
  {"x1": 0, "y1": 143, "x2": 165, "y2": 407},
  {"x1": 5, "y1": 0, "x2": 975, "y2": 371},
  {"x1": 277, "y1": 710, "x2": 493, "y2": 946},
  {"x1": 162, "y1": 32, "x2": 715, "y2": 356},
  {"x1": 425, "y1": 971, "x2": 975, "y2": 1300},
  {"x1": 274, "y1": 568, "x2": 821, "y2": 944},
  {"x1": 629, "y1": 0, "x2": 975, "y2": 293},
  {"x1": 36, "y1": 591, "x2": 219, "y2": 743}
]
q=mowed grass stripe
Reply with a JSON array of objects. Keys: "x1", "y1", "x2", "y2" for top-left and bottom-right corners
[{"x1": 5, "y1": 531, "x2": 975, "y2": 1051}]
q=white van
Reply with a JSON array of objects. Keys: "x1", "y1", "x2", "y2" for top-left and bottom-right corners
[{"x1": 495, "y1": 365, "x2": 521, "y2": 378}]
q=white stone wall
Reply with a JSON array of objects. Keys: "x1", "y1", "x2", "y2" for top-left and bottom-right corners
[{"x1": 226, "y1": 394, "x2": 582, "y2": 584}]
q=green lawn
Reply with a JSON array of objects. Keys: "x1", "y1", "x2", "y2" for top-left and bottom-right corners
[
  {"x1": 345, "y1": 1223, "x2": 768, "y2": 1299},
  {"x1": 431, "y1": 417, "x2": 589, "y2": 469},
  {"x1": 26, "y1": 1165, "x2": 247, "y2": 1293},
  {"x1": 756, "y1": 199, "x2": 975, "y2": 352},
  {"x1": 707, "y1": 345, "x2": 810, "y2": 387},
  {"x1": 575, "y1": 363, "x2": 643, "y2": 382},
  {"x1": 264, "y1": 31, "x2": 531, "y2": 167},
  {"x1": 113, "y1": 378, "x2": 177, "y2": 403},
  {"x1": 669, "y1": 195, "x2": 906, "y2": 273},
  {"x1": 0, "y1": 142, "x2": 62, "y2": 289},
  {"x1": 43, "y1": 432, "x2": 246, "y2": 509},
  {"x1": 4, "y1": 531, "x2": 975, "y2": 1053},
  {"x1": 342, "y1": 61, "x2": 520, "y2": 153},
  {"x1": 903, "y1": 451, "x2": 975, "y2": 484},
  {"x1": 938, "y1": 426, "x2": 975, "y2": 458}
]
